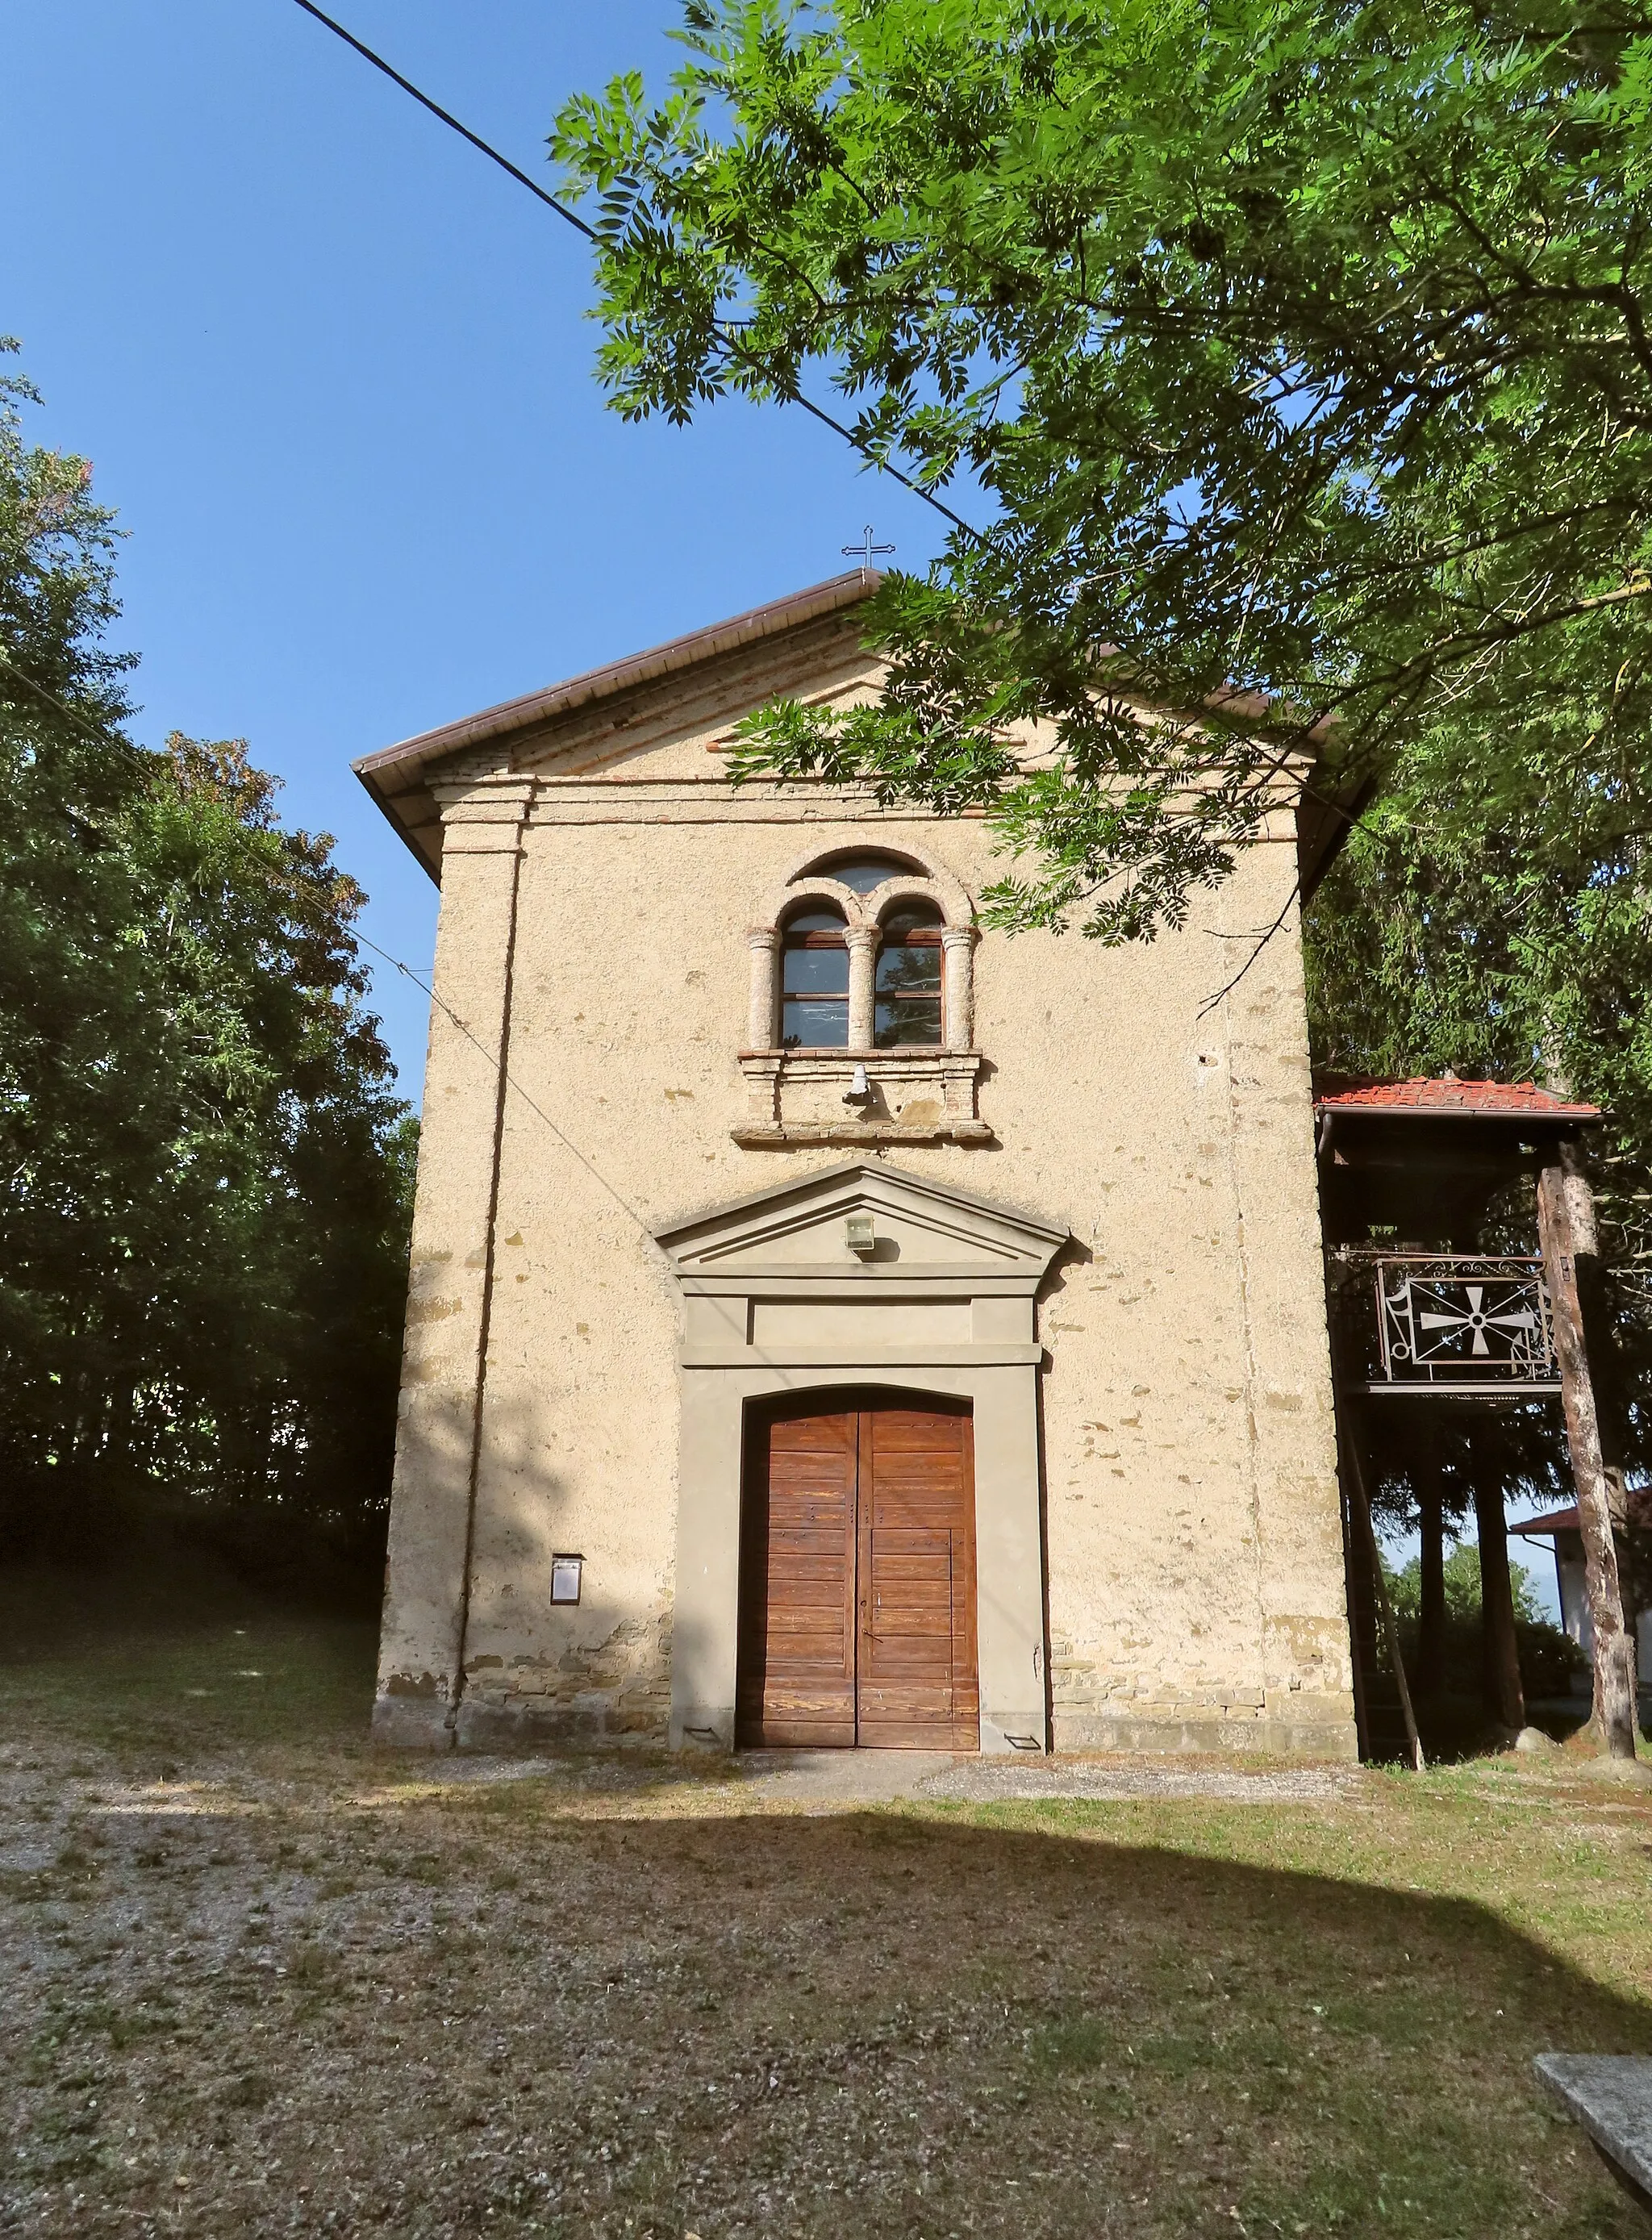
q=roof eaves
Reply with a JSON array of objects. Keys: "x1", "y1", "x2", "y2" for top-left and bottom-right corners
[
  {"x1": 1320, "y1": 1103, "x2": 1604, "y2": 1123},
  {"x1": 353, "y1": 568, "x2": 879, "y2": 790},
  {"x1": 1511, "y1": 1493, "x2": 1652, "y2": 1535}
]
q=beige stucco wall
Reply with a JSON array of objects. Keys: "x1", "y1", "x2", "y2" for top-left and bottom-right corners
[{"x1": 374, "y1": 624, "x2": 1355, "y2": 1758}]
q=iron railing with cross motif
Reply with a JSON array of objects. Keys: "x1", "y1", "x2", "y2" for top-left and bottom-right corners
[{"x1": 1329, "y1": 1250, "x2": 1560, "y2": 1396}]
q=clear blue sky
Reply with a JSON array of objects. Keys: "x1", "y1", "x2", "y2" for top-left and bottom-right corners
[{"x1": 4, "y1": 0, "x2": 949, "y2": 1094}]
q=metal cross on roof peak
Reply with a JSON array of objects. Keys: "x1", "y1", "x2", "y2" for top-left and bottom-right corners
[{"x1": 842, "y1": 525, "x2": 895, "y2": 570}]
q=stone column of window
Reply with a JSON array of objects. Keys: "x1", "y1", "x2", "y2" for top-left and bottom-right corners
[
  {"x1": 941, "y1": 925, "x2": 976, "y2": 1050},
  {"x1": 845, "y1": 925, "x2": 878, "y2": 1049},
  {"x1": 745, "y1": 928, "x2": 779, "y2": 1049}
]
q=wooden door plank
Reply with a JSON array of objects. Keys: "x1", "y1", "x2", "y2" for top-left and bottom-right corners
[
  {"x1": 736, "y1": 1404, "x2": 858, "y2": 1749},
  {"x1": 740, "y1": 1392, "x2": 981, "y2": 1754},
  {"x1": 855, "y1": 1399, "x2": 978, "y2": 1750}
]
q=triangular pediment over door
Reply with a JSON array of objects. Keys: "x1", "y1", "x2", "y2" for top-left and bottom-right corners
[{"x1": 653, "y1": 1159, "x2": 1068, "y2": 1287}]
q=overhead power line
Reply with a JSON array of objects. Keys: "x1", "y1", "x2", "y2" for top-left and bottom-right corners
[
  {"x1": 290, "y1": 0, "x2": 597, "y2": 240},
  {"x1": 0, "y1": 640, "x2": 657, "y2": 1235},
  {"x1": 287, "y1": 0, "x2": 977, "y2": 537}
]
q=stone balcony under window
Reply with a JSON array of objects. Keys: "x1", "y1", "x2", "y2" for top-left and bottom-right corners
[{"x1": 733, "y1": 1047, "x2": 991, "y2": 1146}]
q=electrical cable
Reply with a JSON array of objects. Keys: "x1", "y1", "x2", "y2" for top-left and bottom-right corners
[
  {"x1": 290, "y1": 0, "x2": 597, "y2": 239},
  {"x1": 0, "y1": 642, "x2": 655, "y2": 1238},
  {"x1": 286, "y1": 0, "x2": 978, "y2": 537},
  {"x1": 351, "y1": 932, "x2": 657, "y2": 1242}
]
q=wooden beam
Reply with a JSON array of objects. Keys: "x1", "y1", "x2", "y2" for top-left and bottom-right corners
[
  {"x1": 1343, "y1": 1411, "x2": 1425, "y2": 1771},
  {"x1": 1471, "y1": 1458, "x2": 1527, "y2": 1735},
  {"x1": 1537, "y1": 1146, "x2": 1639, "y2": 1761},
  {"x1": 1337, "y1": 1416, "x2": 1375, "y2": 1763},
  {"x1": 1412, "y1": 1416, "x2": 1448, "y2": 1705}
]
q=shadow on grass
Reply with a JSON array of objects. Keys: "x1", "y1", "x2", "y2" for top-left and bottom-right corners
[
  {"x1": 12, "y1": 1790, "x2": 1646, "y2": 2237},
  {"x1": 467, "y1": 1805, "x2": 1650, "y2": 2238},
  {"x1": 0, "y1": 1565, "x2": 379, "y2": 1758},
  {"x1": 326, "y1": 1773, "x2": 1652, "y2": 2236},
  {"x1": 2, "y1": 1593, "x2": 1650, "y2": 2235}
]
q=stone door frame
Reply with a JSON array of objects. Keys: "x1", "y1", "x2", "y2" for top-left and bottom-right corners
[
  {"x1": 653, "y1": 1161, "x2": 1068, "y2": 1754},
  {"x1": 737, "y1": 1388, "x2": 979, "y2": 1750}
]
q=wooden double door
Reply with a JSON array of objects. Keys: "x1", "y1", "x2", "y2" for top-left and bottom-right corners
[{"x1": 736, "y1": 1391, "x2": 979, "y2": 1751}]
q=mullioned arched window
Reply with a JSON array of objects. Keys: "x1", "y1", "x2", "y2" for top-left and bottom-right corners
[{"x1": 745, "y1": 847, "x2": 975, "y2": 1053}]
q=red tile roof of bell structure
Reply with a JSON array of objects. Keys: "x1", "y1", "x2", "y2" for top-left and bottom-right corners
[
  {"x1": 1510, "y1": 1491, "x2": 1652, "y2": 1537},
  {"x1": 1313, "y1": 1077, "x2": 1602, "y2": 1121}
]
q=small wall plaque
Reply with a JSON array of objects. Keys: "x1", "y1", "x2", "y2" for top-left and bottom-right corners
[{"x1": 550, "y1": 1554, "x2": 583, "y2": 1605}]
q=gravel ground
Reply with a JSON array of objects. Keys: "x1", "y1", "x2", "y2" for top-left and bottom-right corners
[{"x1": 0, "y1": 1613, "x2": 1647, "y2": 2239}]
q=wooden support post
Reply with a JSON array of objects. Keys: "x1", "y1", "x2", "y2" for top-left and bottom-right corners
[
  {"x1": 1537, "y1": 1145, "x2": 1639, "y2": 1761},
  {"x1": 1336, "y1": 1412, "x2": 1375, "y2": 1762},
  {"x1": 1412, "y1": 1416, "x2": 1448, "y2": 1704},
  {"x1": 1471, "y1": 1460, "x2": 1526, "y2": 1736},
  {"x1": 1344, "y1": 1411, "x2": 1425, "y2": 1771}
]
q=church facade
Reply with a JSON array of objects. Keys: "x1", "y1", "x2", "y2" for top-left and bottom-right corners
[{"x1": 357, "y1": 571, "x2": 1357, "y2": 1759}]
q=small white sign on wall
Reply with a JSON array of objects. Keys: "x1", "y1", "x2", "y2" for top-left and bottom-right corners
[{"x1": 550, "y1": 1554, "x2": 583, "y2": 1605}]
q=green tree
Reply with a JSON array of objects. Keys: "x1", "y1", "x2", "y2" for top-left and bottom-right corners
[
  {"x1": 552, "y1": 0, "x2": 1652, "y2": 949},
  {"x1": 0, "y1": 348, "x2": 413, "y2": 1581},
  {"x1": 1384, "y1": 1538, "x2": 1587, "y2": 1704},
  {"x1": 0, "y1": 348, "x2": 149, "y2": 1461},
  {"x1": 1389, "y1": 1541, "x2": 1543, "y2": 1628},
  {"x1": 1307, "y1": 786, "x2": 1652, "y2": 1450}
]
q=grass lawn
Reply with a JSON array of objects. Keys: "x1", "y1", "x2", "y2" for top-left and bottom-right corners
[{"x1": 0, "y1": 1581, "x2": 1648, "y2": 2238}]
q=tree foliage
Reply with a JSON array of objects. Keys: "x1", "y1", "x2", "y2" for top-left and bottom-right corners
[
  {"x1": 1384, "y1": 1540, "x2": 1587, "y2": 1703},
  {"x1": 556, "y1": 2, "x2": 1652, "y2": 1523},
  {"x1": 0, "y1": 349, "x2": 413, "y2": 1579},
  {"x1": 1307, "y1": 790, "x2": 1652, "y2": 1479},
  {"x1": 1388, "y1": 1538, "x2": 1543, "y2": 1629},
  {"x1": 553, "y1": 0, "x2": 1652, "y2": 945}
]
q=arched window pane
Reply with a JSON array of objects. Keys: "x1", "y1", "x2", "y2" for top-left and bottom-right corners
[
  {"x1": 796, "y1": 851, "x2": 921, "y2": 895},
  {"x1": 874, "y1": 904, "x2": 944, "y2": 1048},
  {"x1": 783, "y1": 945, "x2": 851, "y2": 998},
  {"x1": 879, "y1": 900, "x2": 945, "y2": 936},
  {"x1": 781, "y1": 903, "x2": 849, "y2": 1048}
]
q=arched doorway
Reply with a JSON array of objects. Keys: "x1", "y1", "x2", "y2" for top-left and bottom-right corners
[{"x1": 736, "y1": 1388, "x2": 979, "y2": 1750}]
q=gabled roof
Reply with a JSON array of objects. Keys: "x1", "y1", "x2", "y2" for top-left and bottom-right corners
[
  {"x1": 353, "y1": 569, "x2": 879, "y2": 878},
  {"x1": 1511, "y1": 1491, "x2": 1652, "y2": 1537},
  {"x1": 352, "y1": 561, "x2": 1360, "y2": 891},
  {"x1": 1314, "y1": 1076, "x2": 1601, "y2": 1123}
]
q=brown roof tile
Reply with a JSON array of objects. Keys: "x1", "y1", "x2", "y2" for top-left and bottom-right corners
[
  {"x1": 1314, "y1": 1076, "x2": 1601, "y2": 1121},
  {"x1": 1511, "y1": 1491, "x2": 1652, "y2": 1536}
]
